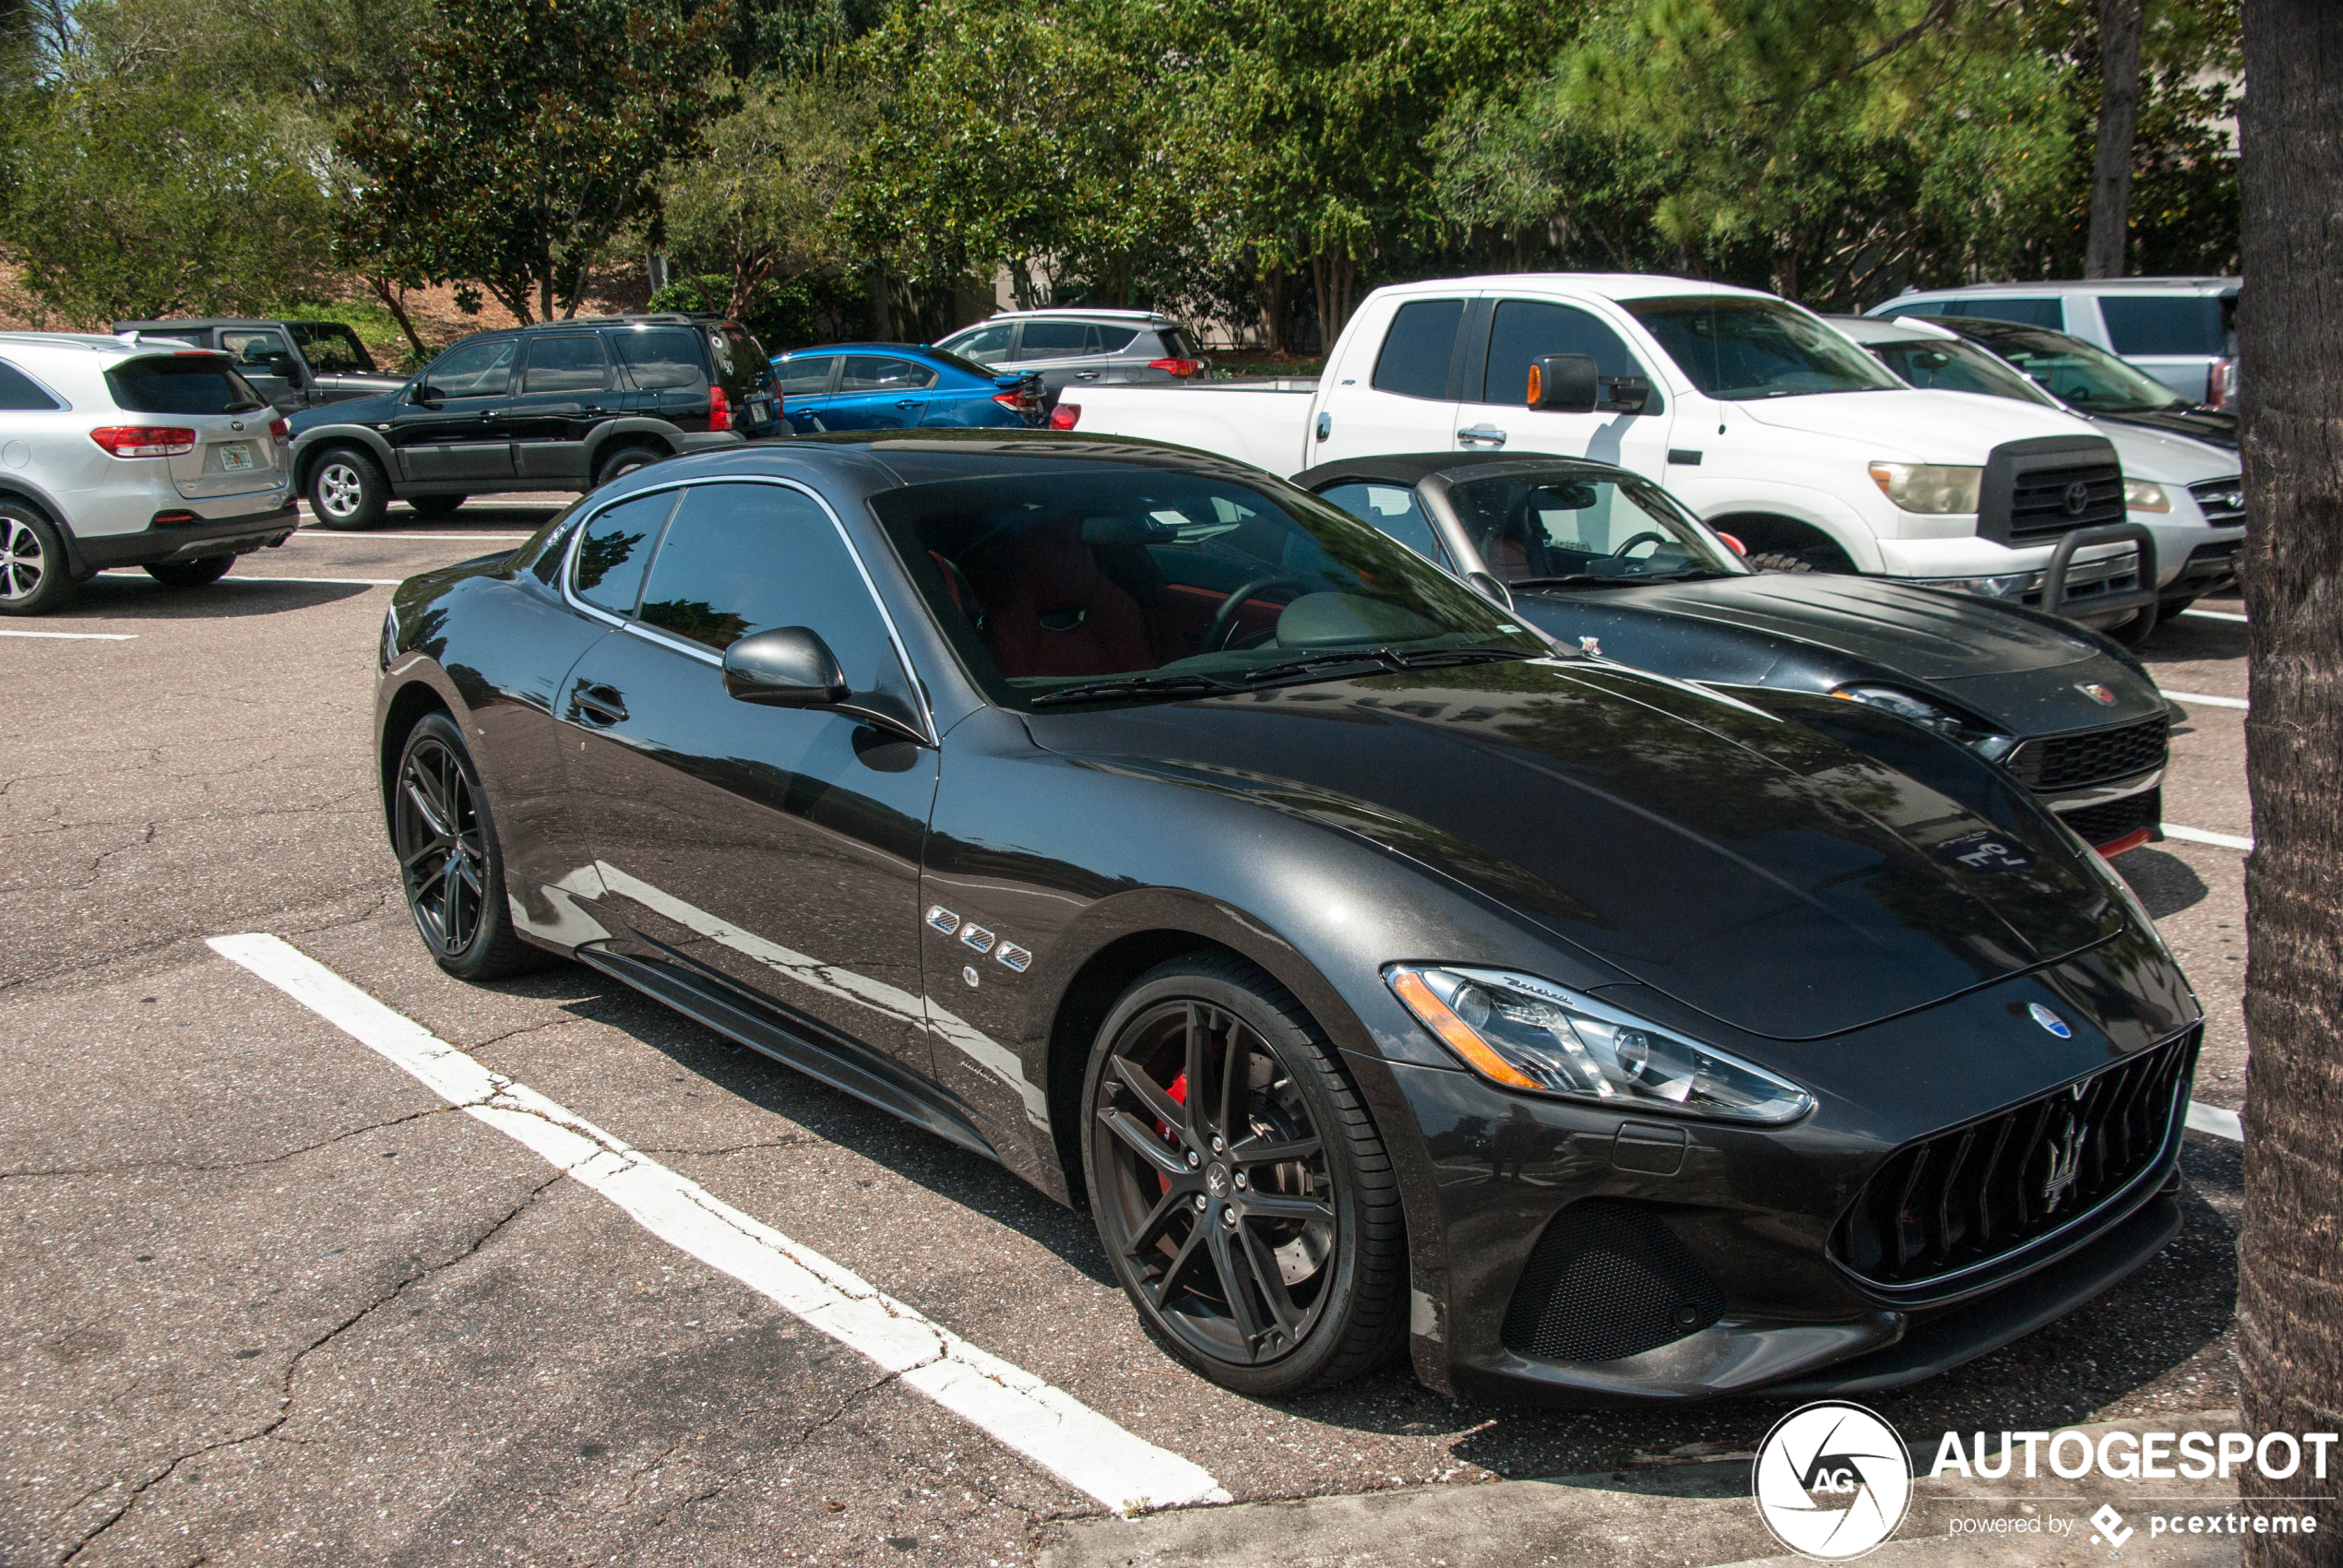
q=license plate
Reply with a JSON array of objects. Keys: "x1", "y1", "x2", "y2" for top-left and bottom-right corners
[
  {"x1": 749, "y1": 398, "x2": 774, "y2": 423},
  {"x1": 218, "y1": 443, "x2": 255, "y2": 472}
]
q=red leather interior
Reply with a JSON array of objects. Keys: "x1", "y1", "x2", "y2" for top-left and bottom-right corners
[{"x1": 979, "y1": 520, "x2": 1155, "y2": 678}]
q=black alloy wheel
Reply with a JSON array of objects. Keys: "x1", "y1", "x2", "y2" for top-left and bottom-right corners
[
  {"x1": 1083, "y1": 956, "x2": 1405, "y2": 1396},
  {"x1": 391, "y1": 712, "x2": 540, "y2": 979},
  {"x1": 0, "y1": 505, "x2": 74, "y2": 616}
]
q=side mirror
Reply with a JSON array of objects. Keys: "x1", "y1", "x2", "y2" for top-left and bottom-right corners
[
  {"x1": 1464, "y1": 571, "x2": 1515, "y2": 610},
  {"x1": 1527, "y1": 354, "x2": 1600, "y2": 414},
  {"x1": 410, "y1": 382, "x2": 442, "y2": 408},
  {"x1": 723, "y1": 626, "x2": 849, "y2": 707}
]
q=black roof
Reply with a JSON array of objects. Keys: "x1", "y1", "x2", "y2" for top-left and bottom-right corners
[
  {"x1": 113, "y1": 317, "x2": 283, "y2": 332},
  {"x1": 1291, "y1": 450, "x2": 1636, "y2": 491}
]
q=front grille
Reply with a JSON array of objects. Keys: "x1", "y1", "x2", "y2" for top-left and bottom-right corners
[
  {"x1": 2058, "y1": 786, "x2": 2160, "y2": 849},
  {"x1": 1831, "y1": 1031, "x2": 2194, "y2": 1290},
  {"x1": 2188, "y1": 477, "x2": 2245, "y2": 527},
  {"x1": 2004, "y1": 715, "x2": 2169, "y2": 792},
  {"x1": 2006, "y1": 463, "x2": 2126, "y2": 544},
  {"x1": 1503, "y1": 1201, "x2": 1725, "y2": 1362}
]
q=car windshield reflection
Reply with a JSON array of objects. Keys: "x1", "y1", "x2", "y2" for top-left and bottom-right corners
[{"x1": 1441, "y1": 472, "x2": 1743, "y2": 587}]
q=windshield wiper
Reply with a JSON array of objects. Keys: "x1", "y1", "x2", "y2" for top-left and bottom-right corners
[
  {"x1": 1028, "y1": 672, "x2": 1241, "y2": 707},
  {"x1": 1240, "y1": 646, "x2": 1527, "y2": 686}
]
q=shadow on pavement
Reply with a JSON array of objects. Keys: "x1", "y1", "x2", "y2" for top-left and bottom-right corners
[
  {"x1": 58, "y1": 576, "x2": 376, "y2": 619},
  {"x1": 2119, "y1": 847, "x2": 2212, "y2": 919}
]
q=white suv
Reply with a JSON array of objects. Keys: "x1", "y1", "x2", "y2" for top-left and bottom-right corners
[{"x1": 0, "y1": 333, "x2": 297, "y2": 616}]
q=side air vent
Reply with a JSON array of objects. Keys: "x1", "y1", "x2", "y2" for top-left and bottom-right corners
[{"x1": 1502, "y1": 1201, "x2": 1726, "y2": 1363}]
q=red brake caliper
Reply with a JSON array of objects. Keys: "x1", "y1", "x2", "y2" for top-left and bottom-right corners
[{"x1": 1155, "y1": 1070, "x2": 1188, "y2": 1196}]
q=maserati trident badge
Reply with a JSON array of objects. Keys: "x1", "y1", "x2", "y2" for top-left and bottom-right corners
[
  {"x1": 2041, "y1": 1118, "x2": 2089, "y2": 1209},
  {"x1": 2029, "y1": 1003, "x2": 2074, "y2": 1039}
]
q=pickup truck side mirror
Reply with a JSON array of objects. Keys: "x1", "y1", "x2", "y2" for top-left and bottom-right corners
[
  {"x1": 1527, "y1": 354, "x2": 1600, "y2": 414},
  {"x1": 724, "y1": 627, "x2": 849, "y2": 707}
]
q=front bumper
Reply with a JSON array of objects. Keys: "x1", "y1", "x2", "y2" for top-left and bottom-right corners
[
  {"x1": 69, "y1": 500, "x2": 300, "y2": 576},
  {"x1": 1381, "y1": 940, "x2": 2199, "y2": 1406}
]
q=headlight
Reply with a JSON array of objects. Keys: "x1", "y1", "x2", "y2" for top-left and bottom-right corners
[
  {"x1": 2124, "y1": 480, "x2": 2172, "y2": 514},
  {"x1": 1384, "y1": 965, "x2": 1814, "y2": 1124},
  {"x1": 379, "y1": 604, "x2": 400, "y2": 669},
  {"x1": 1868, "y1": 461, "x2": 1983, "y2": 514},
  {"x1": 1834, "y1": 683, "x2": 2018, "y2": 761}
]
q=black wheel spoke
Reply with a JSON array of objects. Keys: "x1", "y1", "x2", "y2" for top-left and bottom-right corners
[
  {"x1": 1218, "y1": 1011, "x2": 1244, "y2": 1149},
  {"x1": 1206, "y1": 1222, "x2": 1267, "y2": 1355},
  {"x1": 1100, "y1": 1107, "x2": 1192, "y2": 1181},
  {"x1": 1231, "y1": 1133, "x2": 1320, "y2": 1167},
  {"x1": 1239, "y1": 1222, "x2": 1302, "y2": 1338},
  {"x1": 1126, "y1": 1187, "x2": 1190, "y2": 1258},
  {"x1": 1182, "y1": 1004, "x2": 1210, "y2": 1146},
  {"x1": 1239, "y1": 1191, "x2": 1334, "y2": 1225},
  {"x1": 1150, "y1": 1221, "x2": 1209, "y2": 1312},
  {"x1": 1110, "y1": 1055, "x2": 1186, "y2": 1134},
  {"x1": 401, "y1": 832, "x2": 452, "y2": 871},
  {"x1": 404, "y1": 773, "x2": 450, "y2": 839}
]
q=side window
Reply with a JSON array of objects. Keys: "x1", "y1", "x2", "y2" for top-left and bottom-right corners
[
  {"x1": 949, "y1": 324, "x2": 1014, "y2": 362},
  {"x1": 1483, "y1": 300, "x2": 1646, "y2": 403},
  {"x1": 220, "y1": 328, "x2": 291, "y2": 367},
  {"x1": 776, "y1": 356, "x2": 835, "y2": 396},
  {"x1": 1950, "y1": 297, "x2": 2064, "y2": 330},
  {"x1": 2099, "y1": 296, "x2": 2227, "y2": 356},
  {"x1": 287, "y1": 323, "x2": 374, "y2": 374},
  {"x1": 1371, "y1": 299, "x2": 1465, "y2": 399},
  {"x1": 840, "y1": 355, "x2": 937, "y2": 392},
  {"x1": 1317, "y1": 482, "x2": 1449, "y2": 566},
  {"x1": 1093, "y1": 326, "x2": 1141, "y2": 353},
  {"x1": 0, "y1": 360, "x2": 62, "y2": 410},
  {"x1": 572, "y1": 490, "x2": 674, "y2": 614},
  {"x1": 1015, "y1": 321, "x2": 1090, "y2": 361},
  {"x1": 634, "y1": 484, "x2": 918, "y2": 718},
  {"x1": 611, "y1": 327, "x2": 708, "y2": 391},
  {"x1": 521, "y1": 334, "x2": 610, "y2": 394},
  {"x1": 422, "y1": 338, "x2": 517, "y2": 398}
]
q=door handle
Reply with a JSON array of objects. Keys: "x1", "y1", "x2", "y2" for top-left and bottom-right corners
[
  {"x1": 896, "y1": 398, "x2": 918, "y2": 409},
  {"x1": 1457, "y1": 425, "x2": 1508, "y2": 447},
  {"x1": 1076, "y1": 371, "x2": 1100, "y2": 381},
  {"x1": 571, "y1": 683, "x2": 628, "y2": 726}
]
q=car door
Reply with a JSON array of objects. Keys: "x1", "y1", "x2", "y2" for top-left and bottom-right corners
[
  {"x1": 218, "y1": 326, "x2": 304, "y2": 414},
  {"x1": 1310, "y1": 293, "x2": 1472, "y2": 463},
  {"x1": 778, "y1": 354, "x2": 842, "y2": 432},
  {"x1": 390, "y1": 337, "x2": 518, "y2": 484},
  {"x1": 1449, "y1": 297, "x2": 1676, "y2": 482},
  {"x1": 826, "y1": 354, "x2": 937, "y2": 431},
  {"x1": 556, "y1": 478, "x2": 940, "y2": 1078},
  {"x1": 1005, "y1": 319, "x2": 1094, "y2": 396},
  {"x1": 510, "y1": 333, "x2": 616, "y2": 485}
]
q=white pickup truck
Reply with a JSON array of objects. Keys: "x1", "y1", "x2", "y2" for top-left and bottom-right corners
[{"x1": 1066, "y1": 274, "x2": 2153, "y2": 624}]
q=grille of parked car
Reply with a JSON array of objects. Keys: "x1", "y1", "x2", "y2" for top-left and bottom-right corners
[
  {"x1": 2004, "y1": 461, "x2": 2126, "y2": 545},
  {"x1": 2058, "y1": 787, "x2": 2161, "y2": 848},
  {"x1": 2188, "y1": 477, "x2": 2245, "y2": 527},
  {"x1": 2003, "y1": 714, "x2": 2168, "y2": 792},
  {"x1": 1501, "y1": 1200, "x2": 1726, "y2": 1363},
  {"x1": 1830, "y1": 1028, "x2": 2195, "y2": 1291}
]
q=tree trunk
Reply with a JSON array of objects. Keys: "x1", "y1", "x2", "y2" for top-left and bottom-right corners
[
  {"x1": 868, "y1": 262, "x2": 894, "y2": 340},
  {"x1": 2234, "y1": 4, "x2": 2343, "y2": 1562},
  {"x1": 2084, "y1": 0, "x2": 2146, "y2": 279},
  {"x1": 1310, "y1": 250, "x2": 1355, "y2": 358},
  {"x1": 362, "y1": 274, "x2": 431, "y2": 362},
  {"x1": 1256, "y1": 259, "x2": 1286, "y2": 354}
]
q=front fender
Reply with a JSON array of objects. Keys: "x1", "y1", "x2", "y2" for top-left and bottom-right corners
[{"x1": 292, "y1": 423, "x2": 398, "y2": 491}]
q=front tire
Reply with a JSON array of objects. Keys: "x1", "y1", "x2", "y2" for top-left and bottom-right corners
[
  {"x1": 1082, "y1": 954, "x2": 1406, "y2": 1397},
  {"x1": 390, "y1": 711, "x2": 542, "y2": 980},
  {"x1": 0, "y1": 505, "x2": 74, "y2": 616},
  {"x1": 308, "y1": 447, "x2": 389, "y2": 530},
  {"x1": 144, "y1": 555, "x2": 233, "y2": 588}
]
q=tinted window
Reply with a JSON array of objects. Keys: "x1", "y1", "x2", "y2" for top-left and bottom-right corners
[
  {"x1": 1945, "y1": 297, "x2": 2065, "y2": 330},
  {"x1": 1094, "y1": 326, "x2": 1141, "y2": 353},
  {"x1": 1482, "y1": 300, "x2": 1643, "y2": 404},
  {"x1": 2099, "y1": 295, "x2": 2227, "y2": 356},
  {"x1": 521, "y1": 334, "x2": 610, "y2": 394},
  {"x1": 572, "y1": 490, "x2": 673, "y2": 614},
  {"x1": 1952, "y1": 323, "x2": 2186, "y2": 414},
  {"x1": 220, "y1": 328, "x2": 291, "y2": 367},
  {"x1": 776, "y1": 356, "x2": 835, "y2": 396},
  {"x1": 840, "y1": 355, "x2": 936, "y2": 392},
  {"x1": 1624, "y1": 298, "x2": 1899, "y2": 400},
  {"x1": 1317, "y1": 481, "x2": 1449, "y2": 565},
  {"x1": 1446, "y1": 473, "x2": 1738, "y2": 583},
  {"x1": 1865, "y1": 339, "x2": 2051, "y2": 404},
  {"x1": 104, "y1": 357, "x2": 268, "y2": 414},
  {"x1": 287, "y1": 322, "x2": 375, "y2": 374},
  {"x1": 636, "y1": 484, "x2": 906, "y2": 695},
  {"x1": 947, "y1": 324, "x2": 1014, "y2": 362},
  {"x1": 1158, "y1": 327, "x2": 1195, "y2": 360},
  {"x1": 720, "y1": 325, "x2": 767, "y2": 391},
  {"x1": 422, "y1": 338, "x2": 517, "y2": 398},
  {"x1": 611, "y1": 327, "x2": 707, "y2": 391},
  {"x1": 1371, "y1": 300, "x2": 1464, "y2": 399},
  {"x1": 0, "y1": 361, "x2": 62, "y2": 410},
  {"x1": 1016, "y1": 322, "x2": 1091, "y2": 359}
]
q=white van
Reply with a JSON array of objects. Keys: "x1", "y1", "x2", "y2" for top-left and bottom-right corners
[{"x1": 1067, "y1": 275, "x2": 2152, "y2": 627}]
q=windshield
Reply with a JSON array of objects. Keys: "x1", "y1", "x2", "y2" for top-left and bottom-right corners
[
  {"x1": 1442, "y1": 471, "x2": 1745, "y2": 585},
  {"x1": 287, "y1": 322, "x2": 378, "y2": 375},
  {"x1": 1624, "y1": 297, "x2": 1902, "y2": 400},
  {"x1": 1863, "y1": 337, "x2": 2055, "y2": 407},
  {"x1": 1933, "y1": 321, "x2": 2189, "y2": 415},
  {"x1": 873, "y1": 465, "x2": 1549, "y2": 708}
]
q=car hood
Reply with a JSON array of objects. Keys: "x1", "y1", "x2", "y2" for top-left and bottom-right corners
[
  {"x1": 1516, "y1": 573, "x2": 2111, "y2": 683},
  {"x1": 2092, "y1": 407, "x2": 2239, "y2": 453},
  {"x1": 1024, "y1": 660, "x2": 2119, "y2": 1040},
  {"x1": 291, "y1": 388, "x2": 408, "y2": 431},
  {"x1": 2093, "y1": 420, "x2": 2238, "y2": 483},
  {"x1": 1730, "y1": 388, "x2": 2096, "y2": 460}
]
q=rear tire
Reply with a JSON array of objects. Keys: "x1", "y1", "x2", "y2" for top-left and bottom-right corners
[
  {"x1": 144, "y1": 555, "x2": 233, "y2": 588},
  {"x1": 594, "y1": 444, "x2": 663, "y2": 489},
  {"x1": 308, "y1": 447, "x2": 389, "y2": 530},
  {"x1": 390, "y1": 711, "x2": 544, "y2": 980},
  {"x1": 408, "y1": 493, "x2": 466, "y2": 519},
  {"x1": 0, "y1": 504, "x2": 75, "y2": 616},
  {"x1": 1082, "y1": 954, "x2": 1407, "y2": 1397}
]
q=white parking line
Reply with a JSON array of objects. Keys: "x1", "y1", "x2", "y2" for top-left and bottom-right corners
[
  {"x1": 2181, "y1": 608, "x2": 2248, "y2": 624},
  {"x1": 96, "y1": 571, "x2": 399, "y2": 587},
  {"x1": 2162, "y1": 823, "x2": 2254, "y2": 851},
  {"x1": 2162, "y1": 690, "x2": 2248, "y2": 710},
  {"x1": 0, "y1": 628, "x2": 137, "y2": 640},
  {"x1": 204, "y1": 932, "x2": 1227, "y2": 1517},
  {"x1": 2186, "y1": 1101, "x2": 2244, "y2": 1143}
]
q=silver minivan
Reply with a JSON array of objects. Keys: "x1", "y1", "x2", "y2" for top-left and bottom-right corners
[
  {"x1": 933, "y1": 309, "x2": 1208, "y2": 398},
  {"x1": 1869, "y1": 277, "x2": 2240, "y2": 409}
]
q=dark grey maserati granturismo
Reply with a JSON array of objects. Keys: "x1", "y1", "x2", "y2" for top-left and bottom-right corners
[{"x1": 375, "y1": 433, "x2": 2201, "y2": 1404}]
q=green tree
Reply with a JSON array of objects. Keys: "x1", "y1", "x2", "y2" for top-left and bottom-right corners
[{"x1": 339, "y1": 0, "x2": 729, "y2": 324}]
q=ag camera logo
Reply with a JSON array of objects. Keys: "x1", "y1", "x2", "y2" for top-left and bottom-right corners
[{"x1": 1753, "y1": 1401, "x2": 1914, "y2": 1561}]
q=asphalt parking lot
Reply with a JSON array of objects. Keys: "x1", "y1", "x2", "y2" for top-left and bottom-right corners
[{"x1": 0, "y1": 505, "x2": 2255, "y2": 1567}]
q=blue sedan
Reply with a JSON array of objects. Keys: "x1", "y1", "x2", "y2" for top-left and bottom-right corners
[{"x1": 772, "y1": 343, "x2": 1038, "y2": 433}]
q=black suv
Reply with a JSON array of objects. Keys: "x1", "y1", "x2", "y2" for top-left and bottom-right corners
[
  {"x1": 112, "y1": 317, "x2": 408, "y2": 414},
  {"x1": 286, "y1": 315, "x2": 779, "y2": 529}
]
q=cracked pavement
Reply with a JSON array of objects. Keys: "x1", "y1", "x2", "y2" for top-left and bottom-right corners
[{"x1": 0, "y1": 511, "x2": 2255, "y2": 1566}]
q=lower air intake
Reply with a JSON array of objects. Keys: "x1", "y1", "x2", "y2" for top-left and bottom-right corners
[{"x1": 1501, "y1": 1201, "x2": 1726, "y2": 1363}]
